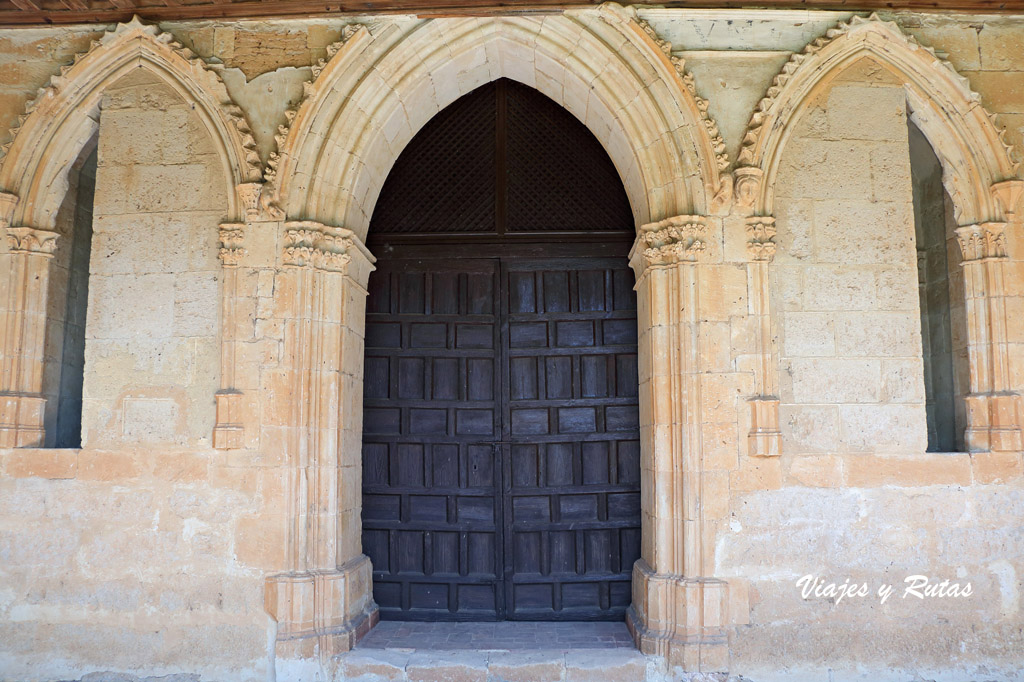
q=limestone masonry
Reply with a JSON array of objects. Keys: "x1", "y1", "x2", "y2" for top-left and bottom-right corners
[{"x1": 0, "y1": 4, "x2": 1022, "y2": 681}]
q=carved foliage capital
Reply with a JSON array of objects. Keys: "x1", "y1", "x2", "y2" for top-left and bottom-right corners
[
  {"x1": 956, "y1": 222, "x2": 1007, "y2": 262},
  {"x1": 282, "y1": 221, "x2": 361, "y2": 274},
  {"x1": 632, "y1": 215, "x2": 708, "y2": 270},
  {"x1": 746, "y1": 216, "x2": 777, "y2": 262},
  {"x1": 5, "y1": 226, "x2": 58, "y2": 257},
  {"x1": 219, "y1": 223, "x2": 247, "y2": 266}
]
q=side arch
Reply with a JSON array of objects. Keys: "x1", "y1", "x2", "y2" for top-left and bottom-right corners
[
  {"x1": 267, "y1": 2, "x2": 729, "y2": 236},
  {"x1": 735, "y1": 14, "x2": 1019, "y2": 224},
  {"x1": 0, "y1": 16, "x2": 261, "y2": 230}
]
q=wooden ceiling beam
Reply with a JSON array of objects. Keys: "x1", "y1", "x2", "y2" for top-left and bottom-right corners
[{"x1": 0, "y1": 0, "x2": 1022, "y2": 26}]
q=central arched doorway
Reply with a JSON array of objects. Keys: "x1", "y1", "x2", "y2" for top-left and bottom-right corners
[{"x1": 361, "y1": 78, "x2": 641, "y2": 622}]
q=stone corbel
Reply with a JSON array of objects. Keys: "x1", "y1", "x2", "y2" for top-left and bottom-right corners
[
  {"x1": 991, "y1": 179, "x2": 1024, "y2": 221},
  {"x1": 733, "y1": 167, "x2": 763, "y2": 216},
  {"x1": 236, "y1": 182, "x2": 284, "y2": 223},
  {"x1": 745, "y1": 216, "x2": 781, "y2": 457},
  {"x1": 1, "y1": 223, "x2": 60, "y2": 447},
  {"x1": 0, "y1": 191, "x2": 18, "y2": 227}
]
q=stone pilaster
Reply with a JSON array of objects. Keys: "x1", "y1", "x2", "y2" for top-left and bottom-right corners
[
  {"x1": 213, "y1": 222, "x2": 248, "y2": 449},
  {"x1": 955, "y1": 222, "x2": 1023, "y2": 452},
  {"x1": 266, "y1": 220, "x2": 378, "y2": 665},
  {"x1": 0, "y1": 221, "x2": 59, "y2": 448},
  {"x1": 625, "y1": 215, "x2": 729, "y2": 672},
  {"x1": 745, "y1": 216, "x2": 781, "y2": 457}
]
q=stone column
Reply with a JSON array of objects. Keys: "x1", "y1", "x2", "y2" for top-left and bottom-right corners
[
  {"x1": 264, "y1": 221, "x2": 379, "y2": 664},
  {"x1": 0, "y1": 213, "x2": 60, "y2": 448},
  {"x1": 625, "y1": 215, "x2": 729, "y2": 673},
  {"x1": 955, "y1": 221, "x2": 1023, "y2": 452},
  {"x1": 745, "y1": 216, "x2": 781, "y2": 457}
]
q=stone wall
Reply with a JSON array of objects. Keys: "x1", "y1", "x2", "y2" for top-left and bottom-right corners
[{"x1": 0, "y1": 7, "x2": 1021, "y2": 682}]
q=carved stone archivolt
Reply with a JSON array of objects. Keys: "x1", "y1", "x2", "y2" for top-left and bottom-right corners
[
  {"x1": 735, "y1": 14, "x2": 1017, "y2": 224},
  {"x1": 0, "y1": 16, "x2": 260, "y2": 231}
]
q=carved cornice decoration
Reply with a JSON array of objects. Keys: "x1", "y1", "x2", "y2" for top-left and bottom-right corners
[
  {"x1": 633, "y1": 17, "x2": 729, "y2": 177},
  {"x1": 218, "y1": 223, "x2": 247, "y2": 266},
  {"x1": 264, "y1": 23, "x2": 365, "y2": 187},
  {"x1": 5, "y1": 226, "x2": 58, "y2": 256},
  {"x1": 746, "y1": 216, "x2": 777, "y2": 262},
  {"x1": 956, "y1": 222, "x2": 1007, "y2": 262},
  {"x1": 282, "y1": 221, "x2": 360, "y2": 272},
  {"x1": 634, "y1": 215, "x2": 708, "y2": 268}
]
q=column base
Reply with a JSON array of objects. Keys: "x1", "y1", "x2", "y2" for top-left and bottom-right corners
[
  {"x1": 265, "y1": 555, "x2": 380, "y2": 662},
  {"x1": 965, "y1": 393, "x2": 1023, "y2": 453},
  {"x1": 748, "y1": 397, "x2": 781, "y2": 457},
  {"x1": 626, "y1": 559, "x2": 729, "y2": 673},
  {"x1": 0, "y1": 393, "x2": 46, "y2": 447}
]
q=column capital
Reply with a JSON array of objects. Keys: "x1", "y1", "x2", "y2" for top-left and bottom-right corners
[
  {"x1": 629, "y1": 214, "x2": 709, "y2": 274},
  {"x1": 282, "y1": 220, "x2": 376, "y2": 287},
  {"x1": 218, "y1": 223, "x2": 247, "y2": 267},
  {"x1": 955, "y1": 222, "x2": 1007, "y2": 262},
  {"x1": 745, "y1": 215, "x2": 777, "y2": 262},
  {"x1": 5, "y1": 226, "x2": 58, "y2": 257}
]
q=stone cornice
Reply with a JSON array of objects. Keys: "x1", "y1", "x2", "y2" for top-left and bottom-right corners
[{"x1": 5, "y1": 226, "x2": 58, "y2": 256}]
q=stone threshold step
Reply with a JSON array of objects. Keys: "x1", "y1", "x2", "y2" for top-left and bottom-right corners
[{"x1": 332, "y1": 648, "x2": 728, "y2": 682}]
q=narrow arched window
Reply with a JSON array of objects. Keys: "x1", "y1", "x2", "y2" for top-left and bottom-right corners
[
  {"x1": 44, "y1": 142, "x2": 96, "y2": 448},
  {"x1": 908, "y1": 118, "x2": 969, "y2": 452}
]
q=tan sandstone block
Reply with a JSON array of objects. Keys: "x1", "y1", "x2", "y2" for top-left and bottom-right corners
[
  {"x1": 488, "y1": 652, "x2": 564, "y2": 682},
  {"x1": 153, "y1": 451, "x2": 209, "y2": 483},
  {"x1": 730, "y1": 456, "x2": 781, "y2": 492},
  {"x1": 971, "y1": 451, "x2": 1024, "y2": 485},
  {"x1": 77, "y1": 450, "x2": 142, "y2": 481},
  {"x1": 235, "y1": 514, "x2": 287, "y2": 570},
  {"x1": 785, "y1": 455, "x2": 844, "y2": 488},
  {"x1": 845, "y1": 453, "x2": 972, "y2": 487},
  {"x1": 5, "y1": 448, "x2": 78, "y2": 479},
  {"x1": 407, "y1": 652, "x2": 488, "y2": 682}
]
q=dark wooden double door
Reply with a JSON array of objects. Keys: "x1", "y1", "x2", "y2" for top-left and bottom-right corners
[{"x1": 361, "y1": 255, "x2": 641, "y2": 621}]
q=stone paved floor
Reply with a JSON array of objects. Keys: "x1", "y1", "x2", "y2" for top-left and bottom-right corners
[{"x1": 357, "y1": 620, "x2": 636, "y2": 650}]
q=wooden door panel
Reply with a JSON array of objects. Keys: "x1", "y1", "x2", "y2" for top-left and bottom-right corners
[
  {"x1": 502, "y1": 259, "x2": 641, "y2": 621},
  {"x1": 363, "y1": 259, "x2": 504, "y2": 620},
  {"x1": 363, "y1": 256, "x2": 640, "y2": 622}
]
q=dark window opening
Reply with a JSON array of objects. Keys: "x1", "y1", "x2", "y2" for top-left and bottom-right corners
[
  {"x1": 908, "y1": 118, "x2": 968, "y2": 452},
  {"x1": 46, "y1": 143, "x2": 96, "y2": 448}
]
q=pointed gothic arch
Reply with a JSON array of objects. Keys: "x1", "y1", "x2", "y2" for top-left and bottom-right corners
[
  {"x1": 0, "y1": 17, "x2": 261, "y2": 231},
  {"x1": 734, "y1": 15, "x2": 1024, "y2": 458},
  {"x1": 266, "y1": 2, "x2": 730, "y2": 235},
  {"x1": 735, "y1": 14, "x2": 1018, "y2": 225}
]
